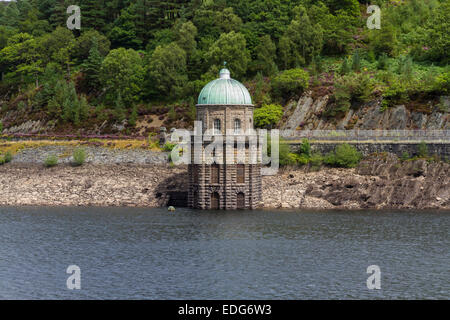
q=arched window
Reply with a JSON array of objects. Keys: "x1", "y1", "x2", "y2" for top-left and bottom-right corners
[
  {"x1": 211, "y1": 192, "x2": 220, "y2": 209},
  {"x1": 237, "y1": 192, "x2": 245, "y2": 209},
  {"x1": 236, "y1": 164, "x2": 245, "y2": 183},
  {"x1": 214, "y1": 119, "x2": 221, "y2": 134},
  {"x1": 234, "y1": 119, "x2": 241, "y2": 134}
]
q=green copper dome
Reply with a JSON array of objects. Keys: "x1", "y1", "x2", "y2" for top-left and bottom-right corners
[{"x1": 197, "y1": 68, "x2": 252, "y2": 105}]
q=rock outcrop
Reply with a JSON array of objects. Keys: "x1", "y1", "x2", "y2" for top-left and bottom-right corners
[
  {"x1": 282, "y1": 93, "x2": 449, "y2": 131},
  {"x1": 262, "y1": 154, "x2": 449, "y2": 210}
]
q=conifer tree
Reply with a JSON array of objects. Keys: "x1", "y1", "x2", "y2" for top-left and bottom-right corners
[{"x1": 82, "y1": 37, "x2": 103, "y2": 91}]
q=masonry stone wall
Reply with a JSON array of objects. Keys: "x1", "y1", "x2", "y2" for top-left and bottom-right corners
[{"x1": 289, "y1": 142, "x2": 450, "y2": 159}]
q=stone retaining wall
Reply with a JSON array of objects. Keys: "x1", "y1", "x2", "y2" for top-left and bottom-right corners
[
  {"x1": 289, "y1": 142, "x2": 450, "y2": 159},
  {"x1": 11, "y1": 146, "x2": 168, "y2": 165}
]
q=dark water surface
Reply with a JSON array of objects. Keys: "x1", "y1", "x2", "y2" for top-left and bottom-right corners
[{"x1": 0, "y1": 207, "x2": 448, "y2": 299}]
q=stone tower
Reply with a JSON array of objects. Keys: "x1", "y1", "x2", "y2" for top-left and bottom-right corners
[{"x1": 188, "y1": 66, "x2": 262, "y2": 210}]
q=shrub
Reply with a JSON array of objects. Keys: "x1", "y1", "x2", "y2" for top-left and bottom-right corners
[
  {"x1": 0, "y1": 151, "x2": 12, "y2": 165},
  {"x1": 4, "y1": 151, "x2": 12, "y2": 163},
  {"x1": 417, "y1": 142, "x2": 428, "y2": 158},
  {"x1": 309, "y1": 153, "x2": 324, "y2": 170},
  {"x1": 435, "y1": 71, "x2": 450, "y2": 94},
  {"x1": 340, "y1": 58, "x2": 351, "y2": 75},
  {"x1": 324, "y1": 143, "x2": 362, "y2": 168},
  {"x1": 163, "y1": 142, "x2": 176, "y2": 152},
  {"x1": 327, "y1": 73, "x2": 375, "y2": 116},
  {"x1": 400, "y1": 151, "x2": 410, "y2": 161},
  {"x1": 271, "y1": 68, "x2": 309, "y2": 101},
  {"x1": 44, "y1": 154, "x2": 58, "y2": 167},
  {"x1": 377, "y1": 53, "x2": 390, "y2": 70},
  {"x1": 298, "y1": 138, "x2": 311, "y2": 157},
  {"x1": 72, "y1": 147, "x2": 86, "y2": 166},
  {"x1": 0, "y1": 121, "x2": 3, "y2": 133},
  {"x1": 351, "y1": 50, "x2": 361, "y2": 72},
  {"x1": 266, "y1": 136, "x2": 292, "y2": 166},
  {"x1": 253, "y1": 104, "x2": 283, "y2": 129}
]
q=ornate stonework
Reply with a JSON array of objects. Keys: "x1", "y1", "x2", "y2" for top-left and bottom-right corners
[{"x1": 188, "y1": 68, "x2": 262, "y2": 210}]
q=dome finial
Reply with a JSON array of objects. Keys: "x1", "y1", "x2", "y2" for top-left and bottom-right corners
[{"x1": 219, "y1": 64, "x2": 230, "y2": 79}]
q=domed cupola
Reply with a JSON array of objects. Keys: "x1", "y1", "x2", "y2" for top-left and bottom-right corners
[{"x1": 197, "y1": 66, "x2": 253, "y2": 106}]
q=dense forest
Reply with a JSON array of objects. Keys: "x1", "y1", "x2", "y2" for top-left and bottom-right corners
[{"x1": 0, "y1": 0, "x2": 448, "y2": 135}]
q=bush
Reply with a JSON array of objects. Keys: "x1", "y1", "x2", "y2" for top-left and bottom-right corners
[
  {"x1": 0, "y1": 121, "x2": 3, "y2": 133},
  {"x1": 72, "y1": 147, "x2": 86, "y2": 166},
  {"x1": 0, "y1": 151, "x2": 12, "y2": 165},
  {"x1": 298, "y1": 138, "x2": 311, "y2": 157},
  {"x1": 44, "y1": 154, "x2": 58, "y2": 167},
  {"x1": 351, "y1": 50, "x2": 361, "y2": 72},
  {"x1": 253, "y1": 104, "x2": 283, "y2": 128},
  {"x1": 400, "y1": 151, "x2": 410, "y2": 161},
  {"x1": 163, "y1": 142, "x2": 176, "y2": 152},
  {"x1": 417, "y1": 142, "x2": 428, "y2": 158},
  {"x1": 266, "y1": 136, "x2": 292, "y2": 166},
  {"x1": 271, "y1": 68, "x2": 309, "y2": 101},
  {"x1": 377, "y1": 53, "x2": 390, "y2": 70},
  {"x1": 435, "y1": 71, "x2": 450, "y2": 94},
  {"x1": 4, "y1": 151, "x2": 12, "y2": 163},
  {"x1": 309, "y1": 153, "x2": 323, "y2": 170},
  {"x1": 324, "y1": 143, "x2": 362, "y2": 168},
  {"x1": 327, "y1": 73, "x2": 375, "y2": 116}
]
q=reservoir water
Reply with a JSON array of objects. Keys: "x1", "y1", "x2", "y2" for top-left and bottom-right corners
[{"x1": 0, "y1": 207, "x2": 448, "y2": 299}]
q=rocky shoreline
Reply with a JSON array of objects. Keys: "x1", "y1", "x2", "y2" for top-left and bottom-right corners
[{"x1": 0, "y1": 153, "x2": 448, "y2": 209}]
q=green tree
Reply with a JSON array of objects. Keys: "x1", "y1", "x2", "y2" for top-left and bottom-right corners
[
  {"x1": 100, "y1": 47, "x2": 145, "y2": 104},
  {"x1": 351, "y1": 50, "x2": 361, "y2": 72},
  {"x1": 271, "y1": 68, "x2": 309, "y2": 101},
  {"x1": 148, "y1": 42, "x2": 188, "y2": 99},
  {"x1": 324, "y1": 143, "x2": 362, "y2": 168},
  {"x1": 279, "y1": 6, "x2": 323, "y2": 69},
  {"x1": 205, "y1": 31, "x2": 251, "y2": 79},
  {"x1": 81, "y1": 37, "x2": 103, "y2": 92},
  {"x1": 73, "y1": 29, "x2": 110, "y2": 62},
  {"x1": 174, "y1": 21, "x2": 197, "y2": 57},
  {"x1": 251, "y1": 35, "x2": 277, "y2": 76},
  {"x1": 253, "y1": 104, "x2": 283, "y2": 129}
]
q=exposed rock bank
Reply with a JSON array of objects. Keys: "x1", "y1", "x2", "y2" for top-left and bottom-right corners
[
  {"x1": 263, "y1": 154, "x2": 449, "y2": 210},
  {"x1": 0, "y1": 154, "x2": 448, "y2": 209}
]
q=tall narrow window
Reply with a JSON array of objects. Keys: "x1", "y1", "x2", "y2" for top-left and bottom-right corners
[
  {"x1": 236, "y1": 164, "x2": 245, "y2": 183},
  {"x1": 211, "y1": 164, "x2": 219, "y2": 184},
  {"x1": 193, "y1": 166, "x2": 198, "y2": 183},
  {"x1": 214, "y1": 119, "x2": 221, "y2": 134},
  {"x1": 234, "y1": 119, "x2": 241, "y2": 134}
]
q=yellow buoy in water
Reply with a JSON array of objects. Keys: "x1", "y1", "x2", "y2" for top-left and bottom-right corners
[{"x1": 168, "y1": 206, "x2": 175, "y2": 212}]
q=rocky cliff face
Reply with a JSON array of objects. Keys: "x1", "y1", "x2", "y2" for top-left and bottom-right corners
[
  {"x1": 282, "y1": 94, "x2": 449, "y2": 131},
  {"x1": 262, "y1": 154, "x2": 449, "y2": 210}
]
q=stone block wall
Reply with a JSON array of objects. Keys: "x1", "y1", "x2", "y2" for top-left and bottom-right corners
[{"x1": 289, "y1": 142, "x2": 450, "y2": 159}]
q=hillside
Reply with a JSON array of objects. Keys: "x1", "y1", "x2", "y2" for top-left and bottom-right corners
[{"x1": 0, "y1": 0, "x2": 449, "y2": 136}]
